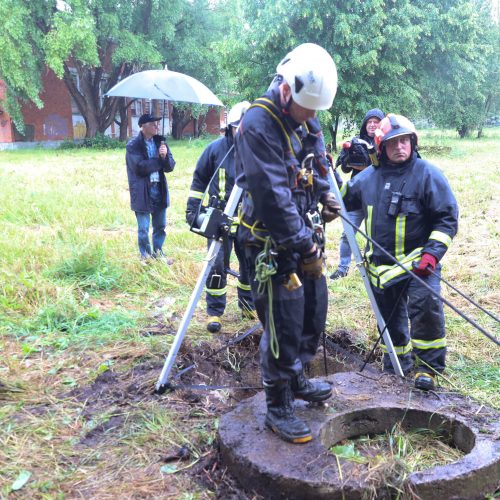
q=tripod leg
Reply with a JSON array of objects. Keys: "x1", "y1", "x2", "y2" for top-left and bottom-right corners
[{"x1": 155, "y1": 185, "x2": 244, "y2": 393}]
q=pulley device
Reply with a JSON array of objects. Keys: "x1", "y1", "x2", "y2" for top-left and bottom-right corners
[{"x1": 191, "y1": 198, "x2": 233, "y2": 240}]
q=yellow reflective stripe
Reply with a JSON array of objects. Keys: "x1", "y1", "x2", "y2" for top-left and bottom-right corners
[
  {"x1": 189, "y1": 190, "x2": 204, "y2": 199},
  {"x1": 365, "y1": 205, "x2": 374, "y2": 261},
  {"x1": 218, "y1": 168, "x2": 226, "y2": 200},
  {"x1": 237, "y1": 282, "x2": 252, "y2": 291},
  {"x1": 206, "y1": 287, "x2": 227, "y2": 296},
  {"x1": 395, "y1": 214, "x2": 406, "y2": 259},
  {"x1": 412, "y1": 338, "x2": 447, "y2": 350},
  {"x1": 429, "y1": 230, "x2": 452, "y2": 248},
  {"x1": 368, "y1": 247, "x2": 423, "y2": 288},
  {"x1": 340, "y1": 183, "x2": 347, "y2": 197},
  {"x1": 381, "y1": 342, "x2": 412, "y2": 355}
]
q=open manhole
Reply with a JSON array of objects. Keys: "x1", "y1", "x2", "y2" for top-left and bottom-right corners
[{"x1": 219, "y1": 372, "x2": 500, "y2": 499}]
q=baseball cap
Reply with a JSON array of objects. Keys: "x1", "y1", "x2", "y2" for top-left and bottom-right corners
[{"x1": 138, "y1": 113, "x2": 161, "y2": 127}]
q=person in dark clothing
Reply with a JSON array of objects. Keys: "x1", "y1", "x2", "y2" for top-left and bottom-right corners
[
  {"x1": 235, "y1": 43, "x2": 340, "y2": 443},
  {"x1": 125, "y1": 114, "x2": 175, "y2": 262},
  {"x1": 342, "y1": 114, "x2": 458, "y2": 391},
  {"x1": 185, "y1": 102, "x2": 255, "y2": 333},
  {"x1": 330, "y1": 108, "x2": 384, "y2": 280}
]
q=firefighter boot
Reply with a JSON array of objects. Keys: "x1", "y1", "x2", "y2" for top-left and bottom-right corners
[
  {"x1": 291, "y1": 371, "x2": 332, "y2": 402},
  {"x1": 264, "y1": 381, "x2": 312, "y2": 444},
  {"x1": 206, "y1": 316, "x2": 222, "y2": 333},
  {"x1": 414, "y1": 372, "x2": 436, "y2": 391}
]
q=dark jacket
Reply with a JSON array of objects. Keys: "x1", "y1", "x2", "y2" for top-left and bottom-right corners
[
  {"x1": 186, "y1": 133, "x2": 236, "y2": 217},
  {"x1": 235, "y1": 86, "x2": 331, "y2": 255},
  {"x1": 342, "y1": 152, "x2": 458, "y2": 289},
  {"x1": 338, "y1": 108, "x2": 385, "y2": 179},
  {"x1": 125, "y1": 132, "x2": 175, "y2": 212}
]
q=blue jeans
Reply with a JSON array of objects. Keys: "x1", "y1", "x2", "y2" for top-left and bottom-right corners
[
  {"x1": 338, "y1": 209, "x2": 364, "y2": 272},
  {"x1": 135, "y1": 184, "x2": 166, "y2": 258}
]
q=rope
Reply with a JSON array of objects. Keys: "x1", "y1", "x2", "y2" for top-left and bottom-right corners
[
  {"x1": 254, "y1": 237, "x2": 279, "y2": 358},
  {"x1": 338, "y1": 212, "x2": 500, "y2": 347}
]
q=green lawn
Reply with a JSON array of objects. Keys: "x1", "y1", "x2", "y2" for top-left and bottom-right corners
[{"x1": 0, "y1": 129, "x2": 498, "y2": 497}]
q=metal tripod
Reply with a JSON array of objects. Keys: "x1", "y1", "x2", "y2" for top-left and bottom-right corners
[
  {"x1": 328, "y1": 168, "x2": 404, "y2": 377},
  {"x1": 155, "y1": 185, "x2": 244, "y2": 393}
]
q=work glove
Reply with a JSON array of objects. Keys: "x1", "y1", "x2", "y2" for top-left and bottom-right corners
[
  {"x1": 320, "y1": 192, "x2": 341, "y2": 223},
  {"x1": 413, "y1": 253, "x2": 437, "y2": 277},
  {"x1": 186, "y1": 210, "x2": 197, "y2": 227},
  {"x1": 300, "y1": 245, "x2": 325, "y2": 280}
]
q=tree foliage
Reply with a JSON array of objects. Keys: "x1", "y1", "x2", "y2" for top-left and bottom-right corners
[
  {"x1": 219, "y1": 0, "x2": 499, "y2": 141},
  {"x1": 0, "y1": 0, "x2": 497, "y2": 140}
]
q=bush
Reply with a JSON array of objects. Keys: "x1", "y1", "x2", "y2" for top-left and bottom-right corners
[{"x1": 58, "y1": 134, "x2": 126, "y2": 150}]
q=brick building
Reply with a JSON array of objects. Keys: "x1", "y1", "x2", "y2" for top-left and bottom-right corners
[{"x1": 0, "y1": 67, "x2": 225, "y2": 146}]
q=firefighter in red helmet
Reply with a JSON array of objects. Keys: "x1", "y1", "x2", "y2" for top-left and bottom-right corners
[{"x1": 342, "y1": 114, "x2": 459, "y2": 391}]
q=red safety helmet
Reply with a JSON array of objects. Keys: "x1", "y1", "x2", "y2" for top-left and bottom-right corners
[{"x1": 374, "y1": 114, "x2": 418, "y2": 153}]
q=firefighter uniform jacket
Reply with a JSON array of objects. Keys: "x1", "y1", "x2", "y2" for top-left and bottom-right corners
[
  {"x1": 235, "y1": 86, "x2": 331, "y2": 254},
  {"x1": 342, "y1": 152, "x2": 458, "y2": 289},
  {"x1": 186, "y1": 133, "x2": 236, "y2": 217}
]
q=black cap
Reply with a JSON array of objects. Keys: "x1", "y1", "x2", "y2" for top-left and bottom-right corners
[{"x1": 138, "y1": 113, "x2": 161, "y2": 127}]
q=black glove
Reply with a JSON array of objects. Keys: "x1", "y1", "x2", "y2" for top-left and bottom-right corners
[
  {"x1": 320, "y1": 192, "x2": 341, "y2": 223},
  {"x1": 186, "y1": 210, "x2": 196, "y2": 227},
  {"x1": 300, "y1": 245, "x2": 325, "y2": 280}
]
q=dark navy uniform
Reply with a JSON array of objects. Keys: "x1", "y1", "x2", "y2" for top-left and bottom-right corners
[
  {"x1": 235, "y1": 85, "x2": 331, "y2": 384},
  {"x1": 186, "y1": 133, "x2": 254, "y2": 316},
  {"x1": 342, "y1": 151, "x2": 458, "y2": 373}
]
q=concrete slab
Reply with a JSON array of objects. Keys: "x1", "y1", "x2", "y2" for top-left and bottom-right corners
[{"x1": 219, "y1": 372, "x2": 499, "y2": 499}]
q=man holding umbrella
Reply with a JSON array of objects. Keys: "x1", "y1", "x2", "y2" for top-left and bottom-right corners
[{"x1": 126, "y1": 113, "x2": 176, "y2": 262}]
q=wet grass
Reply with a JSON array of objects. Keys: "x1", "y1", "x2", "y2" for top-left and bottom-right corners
[
  {"x1": 0, "y1": 129, "x2": 499, "y2": 496},
  {"x1": 330, "y1": 422, "x2": 465, "y2": 498}
]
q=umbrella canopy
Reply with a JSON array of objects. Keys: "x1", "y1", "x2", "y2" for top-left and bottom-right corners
[{"x1": 105, "y1": 67, "x2": 223, "y2": 106}]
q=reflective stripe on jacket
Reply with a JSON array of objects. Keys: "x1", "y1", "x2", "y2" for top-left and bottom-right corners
[
  {"x1": 342, "y1": 152, "x2": 458, "y2": 288},
  {"x1": 186, "y1": 134, "x2": 236, "y2": 216}
]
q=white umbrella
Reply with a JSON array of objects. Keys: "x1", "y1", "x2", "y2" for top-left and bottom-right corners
[{"x1": 105, "y1": 66, "x2": 223, "y2": 106}]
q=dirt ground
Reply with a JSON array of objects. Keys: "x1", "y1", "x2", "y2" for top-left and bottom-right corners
[{"x1": 45, "y1": 326, "x2": 369, "y2": 499}]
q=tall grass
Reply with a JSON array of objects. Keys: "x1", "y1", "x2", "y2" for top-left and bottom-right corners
[{"x1": 0, "y1": 129, "x2": 498, "y2": 496}]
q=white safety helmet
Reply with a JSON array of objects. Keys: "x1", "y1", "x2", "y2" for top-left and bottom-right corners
[
  {"x1": 227, "y1": 101, "x2": 251, "y2": 127},
  {"x1": 276, "y1": 43, "x2": 337, "y2": 111}
]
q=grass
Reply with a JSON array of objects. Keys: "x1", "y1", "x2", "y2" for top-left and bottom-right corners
[
  {"x1": 330, "y1": 422, "x2": 464, "y2": 498},
  {"x1": 0, "y1": 129, "x2": 499, "y2": 496}
]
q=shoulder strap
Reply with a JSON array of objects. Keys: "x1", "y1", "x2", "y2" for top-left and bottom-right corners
[{"x1": 249, "y1": 97, "x2": 302, "y2": 158}]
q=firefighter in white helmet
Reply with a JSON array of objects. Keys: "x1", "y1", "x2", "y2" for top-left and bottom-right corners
[
  {"x1": 186, "y1": 101, "x2": 255, "y2": 332},
  {"x1": 235, "y1": 43, "x2": 340, "y2": 443}
]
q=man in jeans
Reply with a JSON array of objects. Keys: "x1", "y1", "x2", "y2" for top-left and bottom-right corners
[
  {"x1": 126, "y1": 114, "x2": 176, "y2": 262},
  {"x1": 330, "y1": 108, "x2": 384, "y2": 279}
]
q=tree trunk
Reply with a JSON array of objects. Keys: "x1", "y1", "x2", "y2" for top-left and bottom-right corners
[
  {"x1": 458, "y1": 125, "x2": 470, "y2": 138},
  {"x1": 172, "y1": 106, "x2": 193, "y2": 139},
  {"x1": 119, "y1": 102, "x2": 128, "y2": 141},
  {"x1": 329, "y1": 113, "x2": 340, "y2": 152}
]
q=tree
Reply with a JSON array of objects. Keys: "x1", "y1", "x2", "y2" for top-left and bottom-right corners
[
  {"x1": 220, "y1": 0, "x2": 498, "y2": 143},
  {"x1": 415, "y1": 0, "x2": 498, "y2": 137},
  {"x1": 0, "y1": 0, "x2": 224, "y2": 138}
]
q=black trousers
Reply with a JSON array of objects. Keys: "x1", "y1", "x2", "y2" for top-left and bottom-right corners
[
  {"x1": 244, "y1": 246, "x2": 328, "y2": 384},
  {"x1": 373, "y1": 265, "x2": 446, "y2": 374}
]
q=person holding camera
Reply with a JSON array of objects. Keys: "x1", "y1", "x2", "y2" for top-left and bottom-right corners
[
  {"x1": 330, "y1": 108, "x2": 384, "y2": 279},
  {"x1": 342, "y1": 114, "x2": 458, "y2": 391},
  {"x1": 185, "y1": 102, "x2": 255, "y2": 333},
  {"x1": 126, "y1": 114, "x2": 176, "y2": 262}
]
